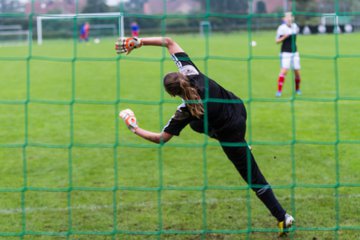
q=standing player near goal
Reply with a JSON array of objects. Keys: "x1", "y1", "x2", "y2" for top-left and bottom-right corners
[
  {"x1": 115, "y1": 37, "x2": 294, "y2": 236},
  {"x1": 275, "y1": 12, "x2": 302, "y2": 97},
  {"x1": 130, "y1": 22, "x2": 140, "y2": 37},
  {"x1": 79, "y1": 22, "x2": 90, "y2": 42}
]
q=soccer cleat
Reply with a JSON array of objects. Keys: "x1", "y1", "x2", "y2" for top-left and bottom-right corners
[
  {"x1": 296, "y1": 90, "x2": 302, "y2": 95},
  {"x1": 278, "y1": 213, "x2": 294, "y2": 237},
  {"x1": 276, "y1": 91, "x2": 282, "y2": 97}
]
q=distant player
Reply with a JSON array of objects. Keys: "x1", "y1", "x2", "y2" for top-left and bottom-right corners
[
  {"x1": 115, "y1": 36, "x2": 294, "y2": 236},
  {"x1": 130, "y1": 22, "x2": 139, "y2": 37},
  {"x1": 275, "y1": 12, "x2": 302, "y2": 97},
  {"x1": 80, "y1": 22, "x2": 90, "y2": 42}
]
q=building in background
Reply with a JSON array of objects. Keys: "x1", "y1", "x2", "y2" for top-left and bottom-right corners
[
  {"x1": 252, "y1": 0, "x2": 289, "y2": 13},
  {"x1": 144, "y1": 0, "x2": 200, "y2": 14},
  {"x1": 25, "y1": 0, "x2": 87, "y2": 14}
]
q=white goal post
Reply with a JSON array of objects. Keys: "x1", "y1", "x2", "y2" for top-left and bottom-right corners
[
  {"x1": 319, "y1": 13, "x2": 350, "y2": 33},
  {"x1": 321, "y1": 13, "x2": 340, "y2": 26},
  {"x1": 0, "y1": 25, "x2": 30, "y2": 47},
  {"x1": 36, "y1": 12, "x2": 124, "y2": 45}
]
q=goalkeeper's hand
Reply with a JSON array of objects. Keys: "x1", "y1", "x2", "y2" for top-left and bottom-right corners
[
  {"x1": 115, "y1": 37, "x2": 142, "y2": 55},
  {"x1": 119, "y1": 109, "x2": 138, "y2": 132}
]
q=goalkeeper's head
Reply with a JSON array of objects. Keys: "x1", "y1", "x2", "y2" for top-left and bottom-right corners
[{"x1": 163, "y1": 72, "x2": 204, "y2": 118}]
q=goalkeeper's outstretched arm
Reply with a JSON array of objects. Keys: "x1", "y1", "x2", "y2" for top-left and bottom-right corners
[
  {"x1": 141, "y1": 37, "x2": 184, "y2": 54},
  {"x1": 134, "y1": 128, "x2": 173, "y2": 144},
  {"x1": 119, "y1": 109, "x2": 173, "y2": 144},
  {"x1": 115, "y1": 37, "x2": 184, "y2": 55}
]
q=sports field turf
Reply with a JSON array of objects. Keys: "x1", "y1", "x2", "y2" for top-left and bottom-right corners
[{"x1": 0, "y1": 31, "x2": 359, "y2": 239}]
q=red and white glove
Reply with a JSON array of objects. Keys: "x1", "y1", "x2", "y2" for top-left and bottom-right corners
[
  {"x1": 119, "y1": 109, "x2": 138, "y2": 132},
  {"x1": 115, "y1": 37, "x2": 142, "y2": 55}
]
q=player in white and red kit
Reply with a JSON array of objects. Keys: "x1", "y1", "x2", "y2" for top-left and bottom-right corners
[{"x1": 275, "y1": 12, "x2": 302, "y2": 97}]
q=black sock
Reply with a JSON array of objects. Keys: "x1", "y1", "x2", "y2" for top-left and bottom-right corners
[{"x1": 255, "y1": 185, "x2": 286, "y2": 222}]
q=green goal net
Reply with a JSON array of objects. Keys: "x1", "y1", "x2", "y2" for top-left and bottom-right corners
[{"x1": 0, "y1": 0, "x2": 360, "y2": 239}]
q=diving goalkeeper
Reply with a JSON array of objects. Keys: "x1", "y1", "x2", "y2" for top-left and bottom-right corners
[{"x1": 115, "y1": 37, "x2": 294, "y2": 236}]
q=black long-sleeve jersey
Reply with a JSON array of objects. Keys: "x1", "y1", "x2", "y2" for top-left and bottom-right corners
[{"x1": 163, "y1": 52, "x2": 246, "y2": 137}]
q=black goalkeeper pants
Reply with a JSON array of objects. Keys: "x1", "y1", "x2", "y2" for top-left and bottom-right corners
[{"x1": 190, "y1": 118, "x2": 286, "y2": 222}]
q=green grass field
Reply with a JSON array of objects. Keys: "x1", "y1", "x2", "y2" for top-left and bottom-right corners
[{"x1": 0, "y1": 31, "x2": 360, "y2": 240}]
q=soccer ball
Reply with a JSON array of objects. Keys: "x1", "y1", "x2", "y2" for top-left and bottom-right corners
[
  {"x1": 94, "y1": 38, "x2": 100, "y2": 44},
  {"x1": 251, "y1": 40, "x2": 257, "y2": 47}
]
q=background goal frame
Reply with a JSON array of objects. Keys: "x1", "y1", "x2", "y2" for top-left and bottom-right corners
[{"x1": 36, "y1": 12, "x2": 124, "y2": 45}]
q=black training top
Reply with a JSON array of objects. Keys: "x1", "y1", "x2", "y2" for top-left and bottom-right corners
[
  {"x1": 281, "y1": 34, "x2": 297, "y2": 52},
  {"x1": 276, "y1": 23, "x2": 299, "y2": 53},
  {"x1": 163, "y1": 52, "x2": 246, "y2": 137}
]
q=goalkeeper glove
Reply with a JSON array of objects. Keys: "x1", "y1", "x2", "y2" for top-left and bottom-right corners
[
  {"x1": 119, "y1": 109, "x2": 138, "y2": 132},
  {"x1": 115, "y1": 37, "x2": 142, "y2": 55}
]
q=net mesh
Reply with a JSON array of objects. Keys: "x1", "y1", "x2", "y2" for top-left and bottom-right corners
[{"x1": 0, "y1": 0, "x2": 360, "y2": 239}]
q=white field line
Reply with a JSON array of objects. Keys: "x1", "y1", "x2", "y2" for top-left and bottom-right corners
[{"x1": 0, "y1": 194, "x2": 359, "y2": 215}]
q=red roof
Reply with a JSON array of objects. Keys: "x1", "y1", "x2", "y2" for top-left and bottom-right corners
[
  {"x1": 25, "y1": 0, "x2": 87, "y2": 14},
  {"x1": 144, "y1": 0, "x2": 201, "y2": 14}
]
